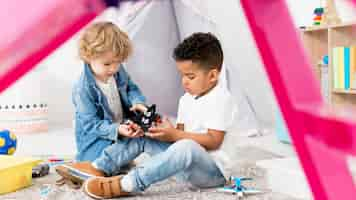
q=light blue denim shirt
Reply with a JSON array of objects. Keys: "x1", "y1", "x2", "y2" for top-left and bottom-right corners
[{"x1": 72, "y1": 63, "x2": 146, "y2": 161}]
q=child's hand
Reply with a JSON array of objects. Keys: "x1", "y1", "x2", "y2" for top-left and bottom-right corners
[
  {"x1": 153, "y1": 117, "x2": 174, "y2": 129},
  {"x1": 147, "y1": 126, "x2": 177, "y2": 142},
  {"x1": 118, "y1": 121, "x2": 144, "y2": 138},
  {"x1": 130, "y1": 104, "x2": 147, "y2": 113}
]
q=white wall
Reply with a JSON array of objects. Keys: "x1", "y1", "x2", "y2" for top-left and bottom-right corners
[{"x1": 286, "y1": 0, "x2": 356, "y2": 27}]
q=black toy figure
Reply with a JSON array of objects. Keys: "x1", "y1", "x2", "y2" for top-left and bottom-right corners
[{"x1": 126, "y1": 104, "x2": 162, "y2": 132}]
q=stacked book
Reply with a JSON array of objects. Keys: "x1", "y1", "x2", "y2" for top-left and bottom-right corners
[{"x1": 332, "y1": 47, "x2": 356, "y2": 90}]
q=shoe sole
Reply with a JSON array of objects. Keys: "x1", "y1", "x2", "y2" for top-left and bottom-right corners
[{"x1": 55, "y1": 165, "x2": 94, "y2": 185}]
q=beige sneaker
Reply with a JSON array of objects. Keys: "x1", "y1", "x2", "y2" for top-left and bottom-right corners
[
  {"x1": 55, "y1": 162, "x2": 105, "y2": 185},
  {"x1": 83, "y1": 175, "x2": 129, "y2": 199}
]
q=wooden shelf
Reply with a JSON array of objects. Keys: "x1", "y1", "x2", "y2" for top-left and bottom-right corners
[
  {"x1": 302, "y1": 25, "x2": 329, "y2": 32},
  {"x1": 329, "y1": 21, "x2": 356, "y2": 29},
  {"x1": 301, "y1": 22, "x2": 356, "y2": 107},
  {"x1": 301, "y1": 21, "x2": 356, "y2": 32},
  {"x1": 333, "y1": 89, "x2": 356, "y2": 95}
]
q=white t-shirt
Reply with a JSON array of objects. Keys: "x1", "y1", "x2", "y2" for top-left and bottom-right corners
[
  {"x1": 95, "y1": 77, "x2": 123, "y2": 122},
  {"x1": 176, "y1": 81, "x2": 236, "y2": 178}
]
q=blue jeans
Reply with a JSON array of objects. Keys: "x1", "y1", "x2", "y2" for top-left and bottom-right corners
[{"x1": 94, "y1": 138, "x2": 226, "y2": 192}]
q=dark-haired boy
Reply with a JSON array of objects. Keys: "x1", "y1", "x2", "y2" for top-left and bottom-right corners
[{"x1": 83, "y1": 32, "x2": 236, "y2": 199}]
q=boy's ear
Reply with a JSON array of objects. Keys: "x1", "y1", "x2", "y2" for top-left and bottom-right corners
[{"x1": 209, "y1": 69, "x2": 219, "y2": 83}]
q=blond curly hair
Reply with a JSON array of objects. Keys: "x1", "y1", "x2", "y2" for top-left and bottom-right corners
[{"x1": 79, "y1": 22, "x2": 132, "y2": 63}]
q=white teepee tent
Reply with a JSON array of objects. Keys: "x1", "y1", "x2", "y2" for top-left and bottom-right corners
[{"x1": 114, "y1": 0, "x2": 276, "y2": 135}]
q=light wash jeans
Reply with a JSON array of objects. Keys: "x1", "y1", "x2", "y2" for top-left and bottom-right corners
[{"x1": 93, "y1": 137, "x2": 226, "y2": 192}]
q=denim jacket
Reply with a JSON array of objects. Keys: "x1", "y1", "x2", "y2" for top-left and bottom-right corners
[{"x1": 72, "y1": 63, "x2": 146, "y2": 161}]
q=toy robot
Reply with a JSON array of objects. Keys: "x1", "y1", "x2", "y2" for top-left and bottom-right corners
[{"x1": 126, "y1": 104, "x2": 162, "y2": 132}]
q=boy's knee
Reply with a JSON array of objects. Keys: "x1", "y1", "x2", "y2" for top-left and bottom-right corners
[
  {"x1": 174, "y1": 139, "x2": 202, "y2": 153},
  {"x1": 170, "y1": 139, "x2": 204, "y2": 168}
]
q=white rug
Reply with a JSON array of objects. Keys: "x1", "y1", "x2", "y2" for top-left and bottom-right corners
[{"x1": 1, "y1": 146, "x2": 302, "y2": 200}]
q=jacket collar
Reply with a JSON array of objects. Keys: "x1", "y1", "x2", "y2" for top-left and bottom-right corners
[
  {"x1": 84, "y1": 63, "x2": 98, "y2": 87},
  {"x1": 83, "y1": 63, "x2": 115, "y2": 119},
  {"x1": 84, "y1": 62, "x2": 126, "y2": 89}
]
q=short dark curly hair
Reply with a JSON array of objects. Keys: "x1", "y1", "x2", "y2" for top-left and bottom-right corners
[{"x1": 173, "y1": 32, "x2": 223, "y2": 71}]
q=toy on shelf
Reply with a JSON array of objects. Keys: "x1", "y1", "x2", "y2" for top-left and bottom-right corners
[
  {"x1": 217, "y1": 177, "x2": 263, "y2": 198},
  {"x1": 313, "y1": 7, "x2": 324, "y2": 25},
  {"x1": 323, "y1": 55, "x2": 329, "y2": 65},
  {"x1": 319, "y1": 55, "x2": 330, "y2": 102},
  {"x1": 312, "y1": 0, "x2": 341, "y2": 26},
  {"x1": 126, "y1": 104, "x2": 162, "y2": 132},
  {"x1": 0, "y1": 130, "x2": 17, "y2": 155}
]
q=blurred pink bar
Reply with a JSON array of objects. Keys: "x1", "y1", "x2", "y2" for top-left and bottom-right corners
[
  {"x1": 241, "y1": 0, "x2": 356, "y2": 199},
  {"x1": 0, "y1": 0, "x2": 105, "y2": 93}
]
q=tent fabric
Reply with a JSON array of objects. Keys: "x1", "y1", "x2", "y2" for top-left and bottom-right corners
[
  {"x1": 115, "y1": 0, "x2": 262, "y2": 133},
  {"x1": 115, "y1": 0, "x2": 182, "y2": 116}
]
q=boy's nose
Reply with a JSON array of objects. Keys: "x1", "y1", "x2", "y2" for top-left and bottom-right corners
[
  {"x1": 182, "y1": 80, "x2": 188, "y2": 87},
  {"x1": 109, "y1": 66, "x2": 117, "y2": 72}
]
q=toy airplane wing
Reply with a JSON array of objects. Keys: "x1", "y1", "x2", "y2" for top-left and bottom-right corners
[
  {"x1": 217, "y1": 187, "x2": 239, "y2": 194},
  {"x1": 217, "y1": 176, "x2": 263, "y2": 196},
  {"x1": 242, "y1": 189, "x2": 264, "y2": 195},
  {"x1": 217, "y1": 187, "x2": 263, "y2": 195}
]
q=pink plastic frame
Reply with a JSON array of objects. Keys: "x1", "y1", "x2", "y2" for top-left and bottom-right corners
[
  {"x1": 0, "y1": 0, "x2": 105, "y2": 93},
  {"x1": 241, "y1": 0, "x2": 356, "y2": 199}
]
